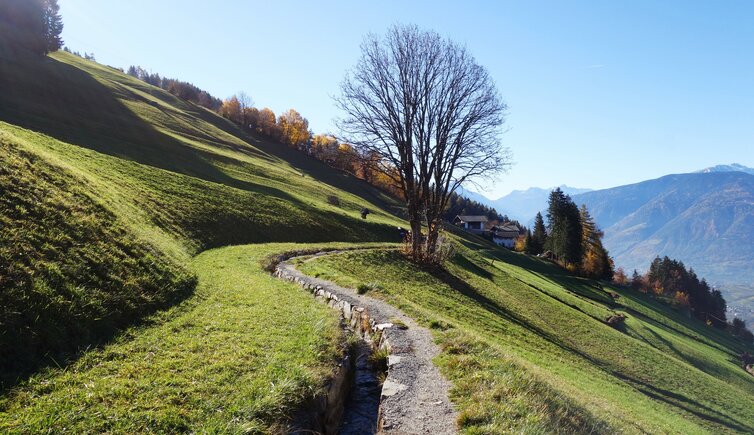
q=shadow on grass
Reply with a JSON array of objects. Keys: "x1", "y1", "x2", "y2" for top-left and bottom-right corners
[
  {"x1": 0, "y1": 277, "x2": 197, "y2": 394},
  {"x1": 612, "y1": 371, "x2": 754, "y2": 433},
  {"x1": 427, "y1": 251, "x2": 754, "y2": 433},
  {"x1": 0, "y1": 53, "x2": 403, "y2": 248},
  {"x1": 616, "y1": 289, "x2": 748, "y2": 357}
]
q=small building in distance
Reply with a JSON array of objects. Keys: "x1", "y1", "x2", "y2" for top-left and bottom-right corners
[
  {"x1": 490, "y1": 222, "x2": 520, "y2": 248},
  {"x1": 453, "y1": 215, "x2": 489, "y2": 234}
]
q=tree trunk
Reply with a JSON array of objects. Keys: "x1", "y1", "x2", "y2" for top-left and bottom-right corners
[{"x1": 410, "y1": 212, "x2": 423, "y2": 259}]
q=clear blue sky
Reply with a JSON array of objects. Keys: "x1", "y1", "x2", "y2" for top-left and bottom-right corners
[{"x1": 59, "y1": 0, "x2": 754, "y2": 198}]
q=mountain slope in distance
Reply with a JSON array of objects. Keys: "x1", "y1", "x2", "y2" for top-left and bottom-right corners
[
  {"x1": 574, "y1": 169, "x2": 754, "y2": 322},
  {"x1": 459, "y1": 185, "x2": 592, "y2": 223}
]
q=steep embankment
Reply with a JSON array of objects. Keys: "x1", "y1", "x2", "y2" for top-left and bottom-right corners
[
  {"x1": 0, "y1": 131, "x2": 195, "y2": 384},
  {"x1": 0, "y1": 50, "x2": 403, "y2": 431}
]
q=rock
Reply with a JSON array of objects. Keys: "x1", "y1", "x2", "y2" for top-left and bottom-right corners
[
  {"x1": 387, "y1": 355, "x2": 401, "y2": 366},
  {"x1": 606, "y1": 313, "x2": 626, "y2": 328},
  {"x1": 381, "y1": 380, "x2": 408, "y2": 397},
  {"x1": 375, "y1": 323, "x2": 394, "y2": 331},
  {"x1": 342, "y1": 301, "x2": 352, "y2": 320}
]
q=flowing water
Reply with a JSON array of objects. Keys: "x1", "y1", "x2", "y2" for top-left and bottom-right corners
[{"x1": 338, "y1": 340, "x2": 381, "y2": 434}]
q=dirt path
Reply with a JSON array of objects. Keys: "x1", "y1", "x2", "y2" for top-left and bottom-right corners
[{"x1": 276, "y1": 251, "x2": 457, "y2": 434}]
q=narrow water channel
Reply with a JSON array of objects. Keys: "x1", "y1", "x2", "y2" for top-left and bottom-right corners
[{"x1": 338, "y1": 340, "x2": 381, "y2": 434}]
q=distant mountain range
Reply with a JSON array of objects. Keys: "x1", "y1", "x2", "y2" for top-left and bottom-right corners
[
  {"x1": 697, "y1": 163, "x2": 754, "y2": 175},
  {"x1": 458, "y1": 185, "x2": 592, "y2": 224},
  {"x1": 573, "y1": 164, "x2": 754, "y2": 322},
  {"x1": 461, "y1": 163, "x2": 754, "y2": 322}
]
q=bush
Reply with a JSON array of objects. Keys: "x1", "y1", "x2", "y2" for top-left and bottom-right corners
[
  {"x1": 401, "y1": 232, "x2": 456, "y2": 266},
  {"x1": 327, "y1": 195, "x2": 340, "y2": 206}
]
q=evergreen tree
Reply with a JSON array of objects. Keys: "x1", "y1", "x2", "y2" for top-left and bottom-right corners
[
  {"x1": 0, "y1": 0, "x2": 62, "y2": 55},
  {"x1": 524, "y1": 229, "x2": 534, "y2": 254},
  {"x1": 41, "y1": 0, "x2": 63, "y2": 53},
  {"x1": 530, "y1": 212, "x2": 546, "y2": 255},
  {"x1": 630, "y1": 269, "x2": 643, "y2": 290},
  {"x1": 545, "y1": 188, "x2": 582, "y2": 265}
]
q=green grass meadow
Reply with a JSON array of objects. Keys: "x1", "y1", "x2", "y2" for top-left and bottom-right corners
[
  {"x1": 1, "y1": 49, "x2": 753, "y2": 434},
  {"x1": 299, "y1": 238, "x2": 754, "y2": 434},
  {"x1": 0, "y1": 51, "x2": 401, "y2": 431}
]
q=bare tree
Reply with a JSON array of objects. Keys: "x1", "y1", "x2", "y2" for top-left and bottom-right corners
[
  {"x1": 237, "y1": 91, "x2": 254, "y2": 129},
  {"x1": 336, "y1": 24, "x2": 511, "y2": 261}
]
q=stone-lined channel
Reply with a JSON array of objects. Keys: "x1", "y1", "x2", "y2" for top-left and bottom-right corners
[
  {"x1": 272, "y1": 249, "x2": 457, "y2": 435},
  {"x1": 339, "y1": 340, "x2": 381, "y2": 434}
]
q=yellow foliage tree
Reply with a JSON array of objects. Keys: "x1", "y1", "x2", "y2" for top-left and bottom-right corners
[
  {"x1": 256, "y1": 108, "x2": 278, "y2": 137},
  {"x1": 673, "y1": 291, "x2": 690, "y2": 307},
  {"x1": 311, "y1": 134, "x2": 339, "y2": 161},
  {"x1": 278, "y1": 109, "x2": 310, "y2": 148},
  {"x1": 220, "y1": 96, "x2": 241, "y2": 124}
]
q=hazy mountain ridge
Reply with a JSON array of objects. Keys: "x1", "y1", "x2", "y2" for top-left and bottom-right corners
[
  {"x1": 573, "y1": 169, "x2": 754, "y2": 321},
  {"x1": 459, "y1": 185, "x2": 592, "y2": 223},
  {"x1": 697, "y1": 163, "x2": 754, "y2": 175}
]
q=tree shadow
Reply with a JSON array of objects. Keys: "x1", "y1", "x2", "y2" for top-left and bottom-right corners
[
  {"x1": 611, "y1": 371, "x2": 754, "y2": 433},
  {"x1": 428, "y1": 251, "x2": 754, "y2": 433},
  {"x1": 0, "y1": 270, "x2": 196, "y2": 394}
]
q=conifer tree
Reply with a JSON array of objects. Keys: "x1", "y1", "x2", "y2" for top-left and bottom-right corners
[
  {"x1": 524, "y1": 229, "x2": 534, "y2": 254},
  {"x1": 545, "y1": 188, "x2": 582, "y2": 266},
  {"x1": 0, "y1": 0, "x2": 63, "y2": 55},
  {"x1": 530, "y1": 212, "x2": 546, "y2": 255}
]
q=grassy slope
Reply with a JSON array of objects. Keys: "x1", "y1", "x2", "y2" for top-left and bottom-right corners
[
  {"x1": 2, "y1": 50, "x2": 752, "y2": 434},
  {"x1": 0, "y1": 132, "x2": 195, "y2": 383},
  {"x1": 0, "y1": 244, "x2": 353, "y2": 433},
  {"x1": 300, "y1": 236, "x2": 754, "y2": 434},
  {"x1": 0, "y1": 50, "x2": 403, "y2": 431}
]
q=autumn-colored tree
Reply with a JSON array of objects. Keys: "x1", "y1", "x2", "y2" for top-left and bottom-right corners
[
  {"x1": 579, "y1": 205, "x2": 613, "y2": 279},
  {"x1": 355, "y1": 150, "x2": 382, "y2": 183},
  {"x1": 673, "y1": 291, "x2": 690, "y2": 308},
  {"x1": 278, "y1": 109, "x2": 311, "y2": 149},
  {"x1": 514, "y1": 234, "x2": 527, "y2": 252},
  {"x1": 235, "y1": 92, "x2": 252, "y2": 128},
  {"x1": 256, "y1": 107, "x2": 279, "y2": 138},
  {"x1": 334, "y1": 143, "x2": 359, "y2": 172},
  {"x1": 311, "y1": 134, "x2": 340, "y2": 162},
  {"x1": 244, "y1": 107, "x2": 260, "y2": 131},
  {"x1": 612, "y1": 267, "x2": 628, "y2": 286},
  {"x1": 220, "y1": 96, "x2": 242, "y2": 124}
]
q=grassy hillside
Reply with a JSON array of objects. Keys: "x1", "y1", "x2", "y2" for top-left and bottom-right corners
[
  {"x1": 2, "y1": 49, "x2": 753, "y2": 434},
  {"x1": 0, "y1": 50, "x2": 403, "y2": 430},
  {"x1": 0, "y1": 243, "x2": 361, "y2": 433},
  {"x1": 0, "y1": 131, "x2": 195, "y2": 385},
  {"x1": 300, "y1": 236, "x2": 754, "y2": 433}
]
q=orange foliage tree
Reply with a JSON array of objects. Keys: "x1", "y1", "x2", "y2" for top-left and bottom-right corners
[
  {"x1": 278, "y1": 109, "x2": 311, "y2": 149},
  {"x1": 220, "y1": 95, "x2": 242, "y2": 124}
]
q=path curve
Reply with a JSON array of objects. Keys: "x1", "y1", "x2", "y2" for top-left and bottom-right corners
[{"x1": 276, "y1": 250, "x2": 457, "y2": 434}]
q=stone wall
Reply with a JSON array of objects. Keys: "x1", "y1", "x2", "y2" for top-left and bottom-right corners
[{"x1": 273, "y1": 253, "x2": 393, "y2": 435}]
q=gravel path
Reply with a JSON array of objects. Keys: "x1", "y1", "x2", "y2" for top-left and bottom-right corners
[{"x1": 277, "y1": 251, "x2": 457, "y2": 434}]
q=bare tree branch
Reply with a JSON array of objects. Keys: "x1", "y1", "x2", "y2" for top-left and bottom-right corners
[{"x1": 335, "y1": 24, "x2": 511, "y2": 261}]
